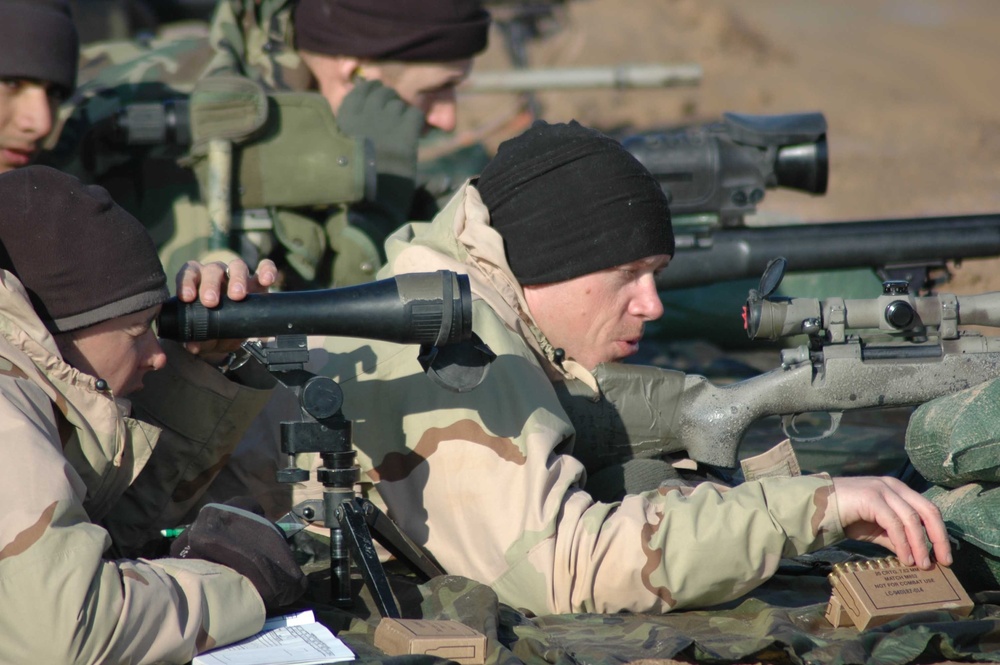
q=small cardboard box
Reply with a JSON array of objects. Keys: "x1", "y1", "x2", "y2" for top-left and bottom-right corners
[
  {"x1": 826, "y1": 557, "x2": 974, "y2": 630},
  {"x1": 374, "y1": 619, "x2": 487, "y2": 664}
]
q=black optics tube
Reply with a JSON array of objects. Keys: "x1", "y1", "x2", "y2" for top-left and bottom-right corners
[{"x1": 157, "y1": 271, "x2": 473, "y2": 346}]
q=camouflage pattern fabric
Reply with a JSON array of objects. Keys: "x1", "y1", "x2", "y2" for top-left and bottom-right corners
[
  {"x1": 44, "y1": 0, "x2": 462, "y2": 291},
  {"x1": 296, "y1": 565, "x2": 1000, "y2": 665},
  {"x1": 39, "y1": 33, "x2": 225, "y2": 284},
  {"x1": 202, "y1": 0, "x2": 312, "y2": 91},
  {"x1": 0, "y1": 272, "x2": 269, "y2": 662},
  {"x1": 212, "y1": 183, "x2": 851, "y2": 616}
]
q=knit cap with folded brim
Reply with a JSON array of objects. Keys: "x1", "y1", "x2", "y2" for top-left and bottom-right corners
[
  {"x1": 0, "y1": 166, "x2": 169, "y2": 333},
  {"x1": 293, "y1": 0, "x2": 490, "y2": 62},
  {"x1": 0, "y1": 0, "x2": 79, "y2": 95},
  {"x1": 475, "y1": 120, "x2": 674, "y2": 286}
]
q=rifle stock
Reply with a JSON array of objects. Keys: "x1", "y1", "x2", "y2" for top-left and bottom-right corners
[{"x1": 673, "y1": 335, "x2": 1000, "y2": 467}]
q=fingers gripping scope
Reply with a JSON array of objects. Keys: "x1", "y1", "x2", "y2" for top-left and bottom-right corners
[
  {"x1": 157, "y1": 270, "x2": 473, "y2": 346},
  {"x1": 744, "y1": 257, "x2": 1000, "y2": 343}
]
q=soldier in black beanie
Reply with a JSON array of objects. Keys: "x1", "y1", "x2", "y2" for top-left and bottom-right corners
[
  {"x1": 204, "y1": 118, "x2": 950, "y2": 622},
  {"x1": 291, "y1": 0, "x2": 492, "y2": 285},
  {"x1": 0, "y1": 0, "x2": 80, "y2": 174},
  {"x1": 0, "y1": 165, "x2": 312, "y2": 662},
  {"x1": 476, "y1": 120, "x2": 675, "y2": 371}
]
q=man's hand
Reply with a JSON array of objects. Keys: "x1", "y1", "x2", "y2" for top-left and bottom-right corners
[
  {"x1": 173, "y1": 258, "x2": 278, "y2": 360},
  {"x1": 832, "y1": 475, "x2": 953, "y2": 570},
  {"x1": 170, "y1": 500, "x2": 307, "y2": 611}
]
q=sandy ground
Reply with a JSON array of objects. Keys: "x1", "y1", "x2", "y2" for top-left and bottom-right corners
[{"x1": 458, "y1": 0, "x2": 1000, "y2": 293}]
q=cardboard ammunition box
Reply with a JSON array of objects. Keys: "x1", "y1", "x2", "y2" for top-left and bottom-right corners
[
  {"x1": 374, "y1": 618, "x2": 487, "y2": 664},
  {"x1": 824, "y1": 592, "x2": 851, "y2": 628},
  {"x1": 826, "y1": 557, "x2": 974, "y2": 630}
]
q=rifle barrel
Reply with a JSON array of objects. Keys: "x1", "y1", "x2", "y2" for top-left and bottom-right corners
[
  {"x1": 658, "y1": 213, "x2": 1000, "y2": 290},
  {"x1": 465, "y1": 63, "x2": 703, "y2": 92}
]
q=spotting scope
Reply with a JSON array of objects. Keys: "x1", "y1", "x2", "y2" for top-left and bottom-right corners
[{"x1": 156, "y1": 270, "x2": 473, "y2": 346}]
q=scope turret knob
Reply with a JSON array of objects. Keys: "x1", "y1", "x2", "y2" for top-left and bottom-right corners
[
  {"x1": 882, "y1": 280, "x2": 910, "y2": 296},
  {"x1": 884, "y1": 300, "x2": 916, "y2": 329},
  {"x1": 277, "y1": 467, "x2": 310, "y2": 483},
  {"x1": 301, "y1": 376, "x2": 344, "y2": 420},
  {"x1": 800, "y1": 318, "x2": 821, "y2": 335}
]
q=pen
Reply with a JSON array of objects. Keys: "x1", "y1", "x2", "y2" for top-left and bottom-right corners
[{"x1": 160, "y1": 521, "x2": 306, "y2": 539}]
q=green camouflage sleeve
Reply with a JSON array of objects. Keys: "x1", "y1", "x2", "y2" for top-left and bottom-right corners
[
  {"x1": 205, "y1": 0, "x2": 310, "y2": 91},
  {"x1": 104, "y1": 340, "x2": 273, "y2": 555},
  {"x1": 301, "y1": 301, "x2": 846, "y2": 615},
  {"x1": 0, "y1": 378, "x2": 264, "y2": 664}
]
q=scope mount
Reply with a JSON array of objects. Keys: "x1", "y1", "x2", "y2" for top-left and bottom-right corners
[{"x1": 244, "y1": 335, "x2": 442, "y2": 618}]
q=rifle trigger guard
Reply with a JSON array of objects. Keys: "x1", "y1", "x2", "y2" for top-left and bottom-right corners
[{"x1": 781, "y1": 411, "x2": 843, "y2": 442}]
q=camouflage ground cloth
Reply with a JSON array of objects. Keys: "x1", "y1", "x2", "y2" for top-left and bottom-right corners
[{"x1": 293, "y1": 556, "x2": 1000, "y2": 665}]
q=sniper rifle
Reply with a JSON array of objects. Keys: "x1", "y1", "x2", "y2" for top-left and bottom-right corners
[{"x1": 559, "y1": 258, "x2": 1000, "y2": 471}]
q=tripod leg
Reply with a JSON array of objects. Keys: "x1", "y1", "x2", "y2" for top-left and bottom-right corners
[
  {"x1": 326, "y1": 489, "x2": 353, "y2": 609},
  {"x1": 337, "y1": 500, "x2": 401, "y2": 618},
  {"x1": 357, "y1": 498, "x2": 444, "y2": 581}
]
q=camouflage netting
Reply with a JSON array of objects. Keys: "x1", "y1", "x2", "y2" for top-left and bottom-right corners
[{"x1": 296, "y1": 560, "x2": 1000, "y2": 665}]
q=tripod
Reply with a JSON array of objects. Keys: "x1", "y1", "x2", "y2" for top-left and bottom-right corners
[{"x1": 246, "y1": 336, "x2": 442, "y2": 618}]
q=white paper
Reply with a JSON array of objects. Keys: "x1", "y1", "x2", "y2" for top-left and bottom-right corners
[{"x1": 193, "y1": 610, "x2": 355, "y2": 665}]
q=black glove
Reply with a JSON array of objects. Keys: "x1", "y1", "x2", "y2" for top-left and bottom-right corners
[
  {"x1": 335, "y1": 77, "x2": 426, "y2": 229},
  {"x1": 170, "y1": 501, "x2": 308, "y2": 610}
]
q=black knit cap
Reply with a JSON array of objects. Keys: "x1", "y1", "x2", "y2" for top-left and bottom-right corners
[
  {"x1": 0, "y1": 166, "x2": 169, "y2": 333},
  {"x1": 477, "y1": 120, "x2": 674, "y2": 285},
  {"x1": 0, "y1": 0, "x2": 79, "y2": 95},
  {"x1": 294, "y1": 0, "x2": 490, "y2": 62}
]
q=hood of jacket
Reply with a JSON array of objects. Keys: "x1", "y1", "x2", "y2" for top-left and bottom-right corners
[
  {"x1": 379, "y1": 181, "x2": 598, "y2": 390},
  {"x1": 0, "y1": 271, "x2": 158, "y2": 520}
]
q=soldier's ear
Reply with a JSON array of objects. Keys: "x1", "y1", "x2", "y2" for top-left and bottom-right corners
[
  {"x1": 349, "y1": 60, "x2": 386, "y2": 85},
  {"x1": 300, "y1": 50, "x2": 361, "y2": 87},
  {"x1": 339, "y1": 57, "x2": 366, "y2": 83}
]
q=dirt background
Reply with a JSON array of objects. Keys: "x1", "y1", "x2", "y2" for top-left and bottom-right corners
[{"x1": 457, "y1": 0, "x2": 1000, "y2": 294}]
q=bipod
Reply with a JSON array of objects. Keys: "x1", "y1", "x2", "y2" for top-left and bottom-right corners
[{"x1": 245, "y1": 336, "x2": 443, "y2": 618}]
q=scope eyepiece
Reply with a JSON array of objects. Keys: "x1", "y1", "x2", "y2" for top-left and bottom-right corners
[{"x1": 775, "y1": 135, "x2": 828, "y2": 194}]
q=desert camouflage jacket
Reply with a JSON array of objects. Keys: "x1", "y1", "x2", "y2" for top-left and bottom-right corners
[
  {"x1": 277, "y1": 183, "x2": 845, "y2": 615},
  {"x1": 0, "y1": 271, "x2": 268, "y2": 664}
]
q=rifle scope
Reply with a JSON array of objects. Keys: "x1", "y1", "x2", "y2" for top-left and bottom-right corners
[
  {"x1": 157, "y1": 270, "x2": 473, "y2": 346},
  {"x1": 745, "y1": 282, "x2": 1000, "y2": 341},
  {"x1": 624, "y1": 111, "x2": 828, "y2": 222}
]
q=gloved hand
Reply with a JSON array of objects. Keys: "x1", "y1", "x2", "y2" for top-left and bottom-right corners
[
  {"x1": 334, "y1": 77, "x2": 425, "y2": 230},
  {"x1": 170, "y1": 500, "x2": 308, "y2": 610}
]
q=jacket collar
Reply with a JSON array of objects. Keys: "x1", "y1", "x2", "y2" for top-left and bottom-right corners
[
  {"x1": 382, "y1": 182, "x2": 598, "y2": 389},
  {"x1": 0, "y1": 271, "x2": 158, "y2": 519}
]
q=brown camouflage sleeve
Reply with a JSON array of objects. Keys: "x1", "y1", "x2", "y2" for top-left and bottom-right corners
[{"x1": 0, "y1": 379, "x2": 264, "y2": 664}]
